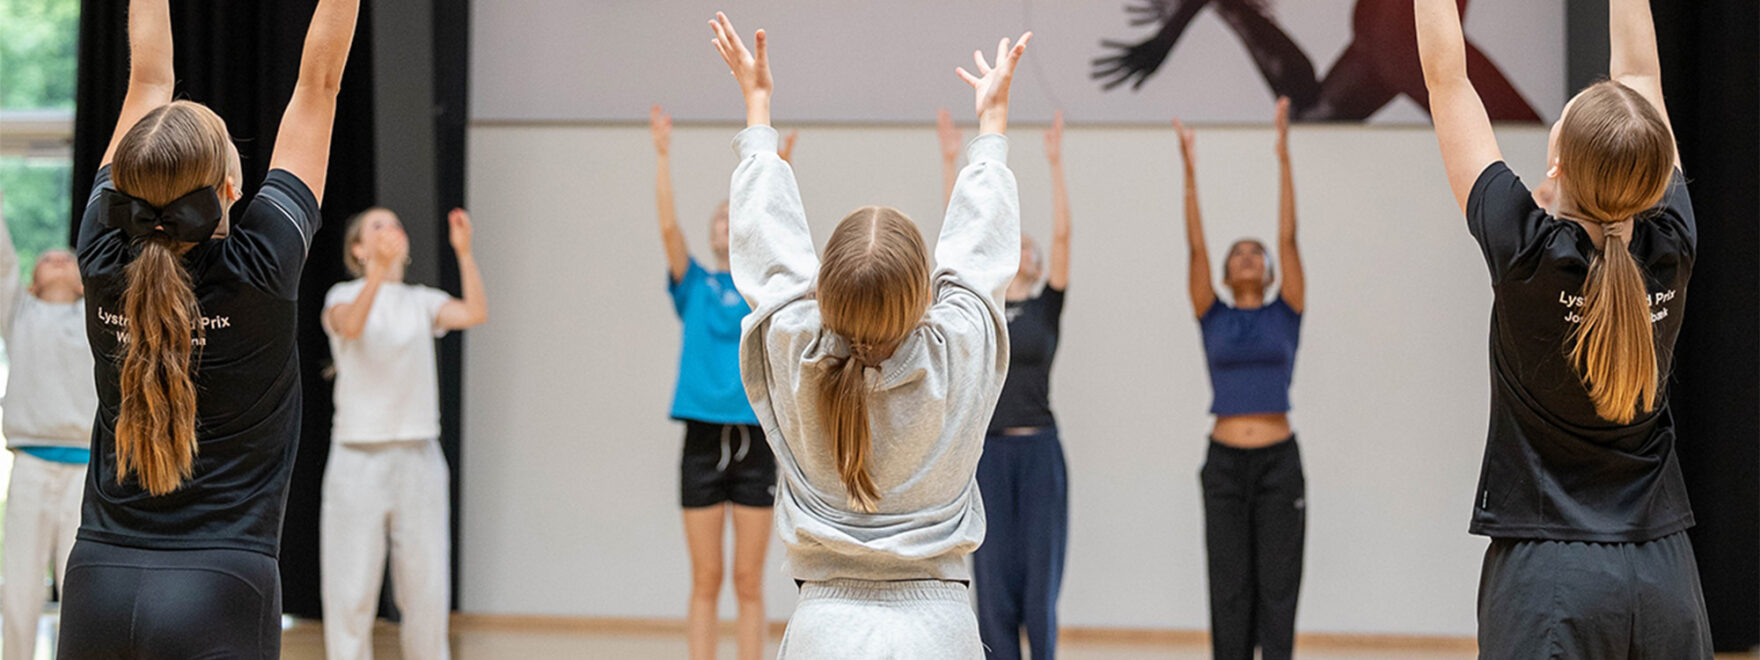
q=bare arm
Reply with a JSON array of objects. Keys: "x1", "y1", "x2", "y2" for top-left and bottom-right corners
[
  {"x1": 101, "y1": 0, "x2": 175, "y2": 168},
  {"x1": 435, "y1": 208, "x2": 488, "y2": 330},
  {"x1": 937, "y1": 108, "x2": 962, "y2": 207},
  {"x1": 323, "y1": 231, "x2": 403, "y2": 339},
  {"x1": 1417, "y1": 0, "x2": 1502, "y2": 214},
  {"x1": 1273, "y1": 98, "x2": 1303, "y2": 312},
  {"x1": 649, "y1": 106, "x2": 691, "y2": 281},
  {"x1": 1045, "y1": 110, "x2": 1071, "y2": 291},
  {"x1": 1175, "y1": 120, "x2": 1215, "y2": 318},
  {"x1": 0, "y1": 196, "x2": 21, "y2": 338},
  {"x1": 267, "y1": 0, "x2": 361, "y2": 205},
  {"x1": 1609, "y1": 0, "x2": 1678, "y2": 167}
]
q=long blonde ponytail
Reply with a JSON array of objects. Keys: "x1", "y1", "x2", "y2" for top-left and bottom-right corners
[{"x1": 1557, "y1": 81, "x2": 1675, "y2": 423}]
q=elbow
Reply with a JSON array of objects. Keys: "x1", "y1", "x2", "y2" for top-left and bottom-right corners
[{"x1": 296, "y1": 73, "x2": 346, "y2": 97}]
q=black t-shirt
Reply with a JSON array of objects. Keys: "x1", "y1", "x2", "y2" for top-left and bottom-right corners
[
  {"x1": 989, "y1": 286, "x2": 1064, "y2": 434},
  {"x1": 1466, "y1": 161, "x2": 1695, "y2": 543},
  {"x1": 76, "y1": 166, "x2": 320, "y2": 557}
]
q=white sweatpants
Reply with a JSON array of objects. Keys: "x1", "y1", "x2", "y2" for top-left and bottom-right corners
[
  {"x1": 2, "y1": 452, "x2": 84, "y2": 660},
  {"x1": 320, "y1": 439, "x2": 451, "y2": 660},
  {"x1": 777, "y1": 579, "x2": 983, "y2": 660}
]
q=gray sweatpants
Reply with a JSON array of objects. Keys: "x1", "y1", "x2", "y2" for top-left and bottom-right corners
[
  {"x1": 1477, "y1": 531, "x2": 1712, "y2": 659},
  {"x1": 778, "y1": 579, "x2": 982, "y2": 660}
]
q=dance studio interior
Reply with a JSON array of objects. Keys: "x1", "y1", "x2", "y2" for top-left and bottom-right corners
[{"x1": 0, "y1": 0, "x2": 1755, "y2": 658}]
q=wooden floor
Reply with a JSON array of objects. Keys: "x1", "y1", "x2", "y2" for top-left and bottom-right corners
[
  {"x1": 270, "y1": 618, "x2": 1760, "y2": 659},
  {"x1": 17, "y1": 615, "x2": 1758, "y2": 658}
]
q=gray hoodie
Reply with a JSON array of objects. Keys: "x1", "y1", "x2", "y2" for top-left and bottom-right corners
[{"x1": 729, "y1": 125, "x2": 1020, "y2": 582}]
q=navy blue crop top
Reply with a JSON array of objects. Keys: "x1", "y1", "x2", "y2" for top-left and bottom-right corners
[{"x1": 1200, "y1": 297, "x2": 1301, "y2": 416}]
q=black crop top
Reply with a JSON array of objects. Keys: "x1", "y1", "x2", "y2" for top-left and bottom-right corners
[
  {"x1": 988, "y1": 286, "x2": 1064, "y2": 434},
  {"x1": 76, "y1": 166, "x2": 321, "y2": 557},
  {"x1": 1465, "y1": 161, "x2": 1695, "y2": 543}
]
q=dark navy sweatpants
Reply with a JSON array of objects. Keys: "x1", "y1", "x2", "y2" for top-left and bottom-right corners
[{"x1": 973, "y1": 428, "x2": 1069, "y2": 660}]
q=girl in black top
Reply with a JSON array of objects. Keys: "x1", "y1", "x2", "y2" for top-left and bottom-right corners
[
  {"x1": 941, "y1": 110, "x2": 1072, "y2": 660},
  {"x1": 58, "y1": 0, "x2": 358, "y2": 656},
  {"x1": 1418, "y1": 0, "x2": 1710, "y2": 656}
]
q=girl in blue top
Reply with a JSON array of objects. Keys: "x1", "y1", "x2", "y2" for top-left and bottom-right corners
[
  {"x1": 1178, "y1": 98, "x2": 1306, "y2": 660},
  {"x1": 649, "y1": 106, "x2": 794, "y2": 660}
]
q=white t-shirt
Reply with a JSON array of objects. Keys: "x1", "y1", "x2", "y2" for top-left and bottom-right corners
[{"x1": 323, "y1": 279, "x2": 452, "y2": 444}]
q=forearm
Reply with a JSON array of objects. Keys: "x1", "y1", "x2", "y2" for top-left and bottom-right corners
[
  {"x1": 1609, "y1": 0, "x2": 1661, "y2": 81},
  {"x1": 1416, "y1": 0, "x2": 1470, "y2": 89},
  {"x1": 1277, "y1": 153, "x2": 1296, "y2": 244},
  {"x1": 745, "y1": 91, "x2": 771, "y2": 128},
  {"x1": 655, "y1": 154, "x2": 689, "y2": 274},
  {"x1": 1182, "y1": 166, "x2": 1205, "y2": 249},
  {"x1": 941, "y1": 156, "x2": 959, "y2": 208},
  {"x1": 127, "y1": 0, "x2": 174, "y2": 89},
  {"x1": 729, "y1": 126, "x2": 818, "y2": 308},
  {"x1": 296, "y1": 0, "x2": 361, "y2": 93},
  {"x1": 978, "y1": 106, "x2": 1007, "y2": 137},
  {"x1": 331, "y1": 273, "x2": 384, "y2": 338},
  {"x1": 939, "y1": 134, "x2": 1020, "y2": 303},
  {"x1": 456, "y1": 252, "x2": 488, "y2": 322}
]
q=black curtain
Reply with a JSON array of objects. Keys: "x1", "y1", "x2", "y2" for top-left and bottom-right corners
[
  {"x1": 71, "y1": 0, "x2": 378, "y2": 618},
  {"x1": 1653, "y1": 0, "x2": 1760, "y2": 652},
  {"x1": 432, "y1": 0, "x2": 471, "y2": 610}
]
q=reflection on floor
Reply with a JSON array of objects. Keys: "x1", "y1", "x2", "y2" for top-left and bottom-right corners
[{"x1": 274, "y1": 618, "x2": 1759, "y2": 660}]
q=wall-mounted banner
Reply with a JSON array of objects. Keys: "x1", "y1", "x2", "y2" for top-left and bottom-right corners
[{"x1": 473, "y1": 0, "x2": 1562, "y2": 124}]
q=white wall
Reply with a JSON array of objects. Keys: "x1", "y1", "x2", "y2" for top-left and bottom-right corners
[{"x1": 460, "y1": 120, "x2": 1550, "y2": 636}]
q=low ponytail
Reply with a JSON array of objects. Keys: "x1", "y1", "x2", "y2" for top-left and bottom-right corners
[
  {"x1": 1554, "y1": 80, "x2": 1675, "y2": 424},
  {"x1": 819, "y1": 353, "x2": 880, "y2": 512},
  {"x1": 108, "y1": 100, "x2": 235, "y2": 494},
  {"x1": 814, "y1": 206, "x2": 932, "y2": 514},
  {"x1": 116, "y1": 236, "x2": 203, "y2": 494},
  {"x1": 1569, "y1": 232, "x2": 1657, "y2": 424}
]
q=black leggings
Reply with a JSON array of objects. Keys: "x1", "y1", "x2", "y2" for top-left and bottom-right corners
[
  {"x1": 1200, "y1": 436, "x2": 1306, "y2": 660},
  {"x1": 57, "y1": 539, "x2": 281, "y2": 659}
]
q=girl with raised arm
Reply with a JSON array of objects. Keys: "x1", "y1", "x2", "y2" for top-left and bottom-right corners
[
  {"x1": 710, "y1": 13, "x2": 1026, "y2": 658},
  {"x1": 1178, "y1": 98, "x2": 1306, "y2": 660},
  {"x1": 319, "y1": 206, "x2": 487, "y2": 660},
  {"x1": 1418, "y1": 0, "x2": 1709, "y2": 655},
  {"x1": 648, "y1": 104, "x2": 791, "y2": 660},
  {"x1": 961, "y1": 111, "x2": 1074, "y2": 660},
  {"x1": 0, "y1": 201, "x2": 94, "y2": 660},
  {"x1": 57, "y1": 0, "x2": 358, "y2": 655}
]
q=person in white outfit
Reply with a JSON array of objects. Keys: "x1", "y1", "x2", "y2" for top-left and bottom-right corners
[
  {"x1": 0, "y1": 197, "x2": 95, "y2": 660},
  {"x1": 320, "y1": 206, "x2": 487, "y2": 660}
]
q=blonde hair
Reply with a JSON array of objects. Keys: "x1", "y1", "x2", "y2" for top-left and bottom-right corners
[
  {"x1": 109, "y1": 101, "x2": 233, "y2": 495},
  {"x1": 1558, "y1": 80, "x2": 1675, "y2": 424},
  {"x1": 341, "y1": 207, "x2": 393, "y2": 277},
  {"x1": 814, "y1": 206, "x2": 931, "y2": 513}
]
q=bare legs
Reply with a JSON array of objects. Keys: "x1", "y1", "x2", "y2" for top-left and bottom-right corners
[{"x1": 685, "y1": 504, "x2": 772, "y2": 660}]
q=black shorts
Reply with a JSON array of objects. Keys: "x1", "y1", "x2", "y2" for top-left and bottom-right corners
[
  {"x1": 681, "y1": 421, "x2": 776, "y2": 509},
  {"x1": 58, "y1": 538, "x2": 282, "y2": 659}
]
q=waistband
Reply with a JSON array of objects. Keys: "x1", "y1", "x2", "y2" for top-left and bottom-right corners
[
  {"x1": 797, "y1": 578, "x2": 970, "y2": 603},
  {"x1": 1206, "y1": 434, "x2": 1298, "y2": 455}
]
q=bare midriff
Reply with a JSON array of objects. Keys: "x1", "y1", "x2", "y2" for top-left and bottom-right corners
[{"x1": 1211, "y1": 412, "x2": 1292, "y2": 448}]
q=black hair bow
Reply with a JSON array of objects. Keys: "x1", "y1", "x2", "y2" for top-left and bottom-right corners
[{"x1": 99, "y1": 187, "x2": 223, "y2": 242}]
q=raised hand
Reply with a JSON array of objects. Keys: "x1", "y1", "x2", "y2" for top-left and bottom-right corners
[
  {"x1": 1173, "y1": 118, "x2": 1196, "y2": 166},
  {"x1": 779, "y1": 129, "x2": 799, "y2": 164},
  {"x1": 650, "y1": 105, "x2": 672, "y2": 156},
  {"x1": 955, "y1": 32, "x2": 1033, "y2": 135},
  {"x1": 1273, "y1": 96, "x2": 1290, "y2": 160},
  {"x1": 1044, "y1": 110, "x2": 1065, "y2": 163},
  {"x1": 708, "y1": 12, "x2": 772, "y2": 126},
  {"x1": 448, "y1": 208, "x2": 473, "y2": 255},
  {"x1": 937, "y1": 108, "x2": 962, "y2": 163}
]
